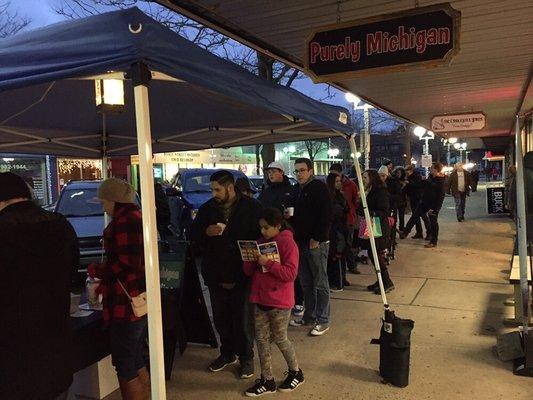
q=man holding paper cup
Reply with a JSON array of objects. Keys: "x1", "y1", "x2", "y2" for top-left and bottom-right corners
[
  {"x1": 288, "y1": 158, "x2": 333, "y2": 337},
  {"x1": 191, "y1": 170, "x2": 262, "y2": 379}
]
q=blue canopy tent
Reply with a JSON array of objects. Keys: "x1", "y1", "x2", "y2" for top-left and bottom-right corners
[{"x1": 0, "y1": 8, "x2": 365, "y2": 399}]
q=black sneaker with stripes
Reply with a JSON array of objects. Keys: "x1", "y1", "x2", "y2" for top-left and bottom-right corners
[
  {"x1": 245, "y1": 378, "x2": 276, "y2": 397},
  {"x1": 277, "y1": 369, "x2": 304, "y2": 392}
]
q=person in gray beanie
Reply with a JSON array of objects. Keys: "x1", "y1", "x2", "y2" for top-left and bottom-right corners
[
  {"x1": 88, "y1": 178, "x2": 149, "y2": 399},
  {"x1": 0, "y1": 172, "x2": 79, "y2": 400}
]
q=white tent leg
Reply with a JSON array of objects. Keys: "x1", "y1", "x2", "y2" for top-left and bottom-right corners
[
  {"x1": 348, "y1": 134, "x2": 389, "y2": 309},
  {"x1": 133, "y1": 83, "x2": 167, "y2": 399},
  {"x1": 514, "y1": 115, "x2": 530, "y2": 337}
]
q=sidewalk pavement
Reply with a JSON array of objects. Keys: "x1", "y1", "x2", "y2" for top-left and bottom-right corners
[{"x1": 104, "y1": 183, "x2": 530, "y2": 400}]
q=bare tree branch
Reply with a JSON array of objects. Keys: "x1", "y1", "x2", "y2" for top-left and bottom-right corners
[{"x1": 0, "y1": 2, "x2": 31, "y2": 38}]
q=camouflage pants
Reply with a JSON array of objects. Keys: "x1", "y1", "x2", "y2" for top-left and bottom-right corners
[{"x1": 254, "y1": 306, "x2": 299, "y2": 380}]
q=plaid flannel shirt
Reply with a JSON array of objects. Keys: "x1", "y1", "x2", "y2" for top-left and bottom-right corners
[{"x1": 96, "y1": 203, "x2": 145, "y2": 323}]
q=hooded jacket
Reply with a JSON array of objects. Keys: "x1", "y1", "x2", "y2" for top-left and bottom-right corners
[
  {"x1": 243, "y1": 230, "x2": 299, "y2": 309},
  {"x1": 0, "y1": 201, "x2": 79, "y2": 400},
  {"x1": 421, "y1": 175, "x2": 447, "y2": 210}
]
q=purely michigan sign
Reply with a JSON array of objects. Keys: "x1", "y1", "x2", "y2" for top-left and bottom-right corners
[
  {"x1": 304, "y1": 3, "x2": 460, "y2": 81},
  {"x1": 431, "y1": 112, "x2": 486, "y2": 132}
]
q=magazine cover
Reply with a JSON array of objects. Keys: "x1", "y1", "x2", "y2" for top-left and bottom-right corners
[
  {"x1": 258, "y1": 241, "x2": 280, "y2": 263},
  {"x1": 238, "y1": 240, "x2": 259, "y2": 262}
]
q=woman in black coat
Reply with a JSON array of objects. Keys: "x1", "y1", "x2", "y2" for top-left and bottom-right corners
[
  {"x1": 326, "y1": 173, "x2": 349, "y2": 291},
  {"x1": 357, "y1": 169, "x2": 395, "y2": 294}
]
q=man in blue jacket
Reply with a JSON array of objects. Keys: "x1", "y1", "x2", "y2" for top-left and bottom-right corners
[{"x1": 289, "y1": 158, "x2": 332, "y2": 336}]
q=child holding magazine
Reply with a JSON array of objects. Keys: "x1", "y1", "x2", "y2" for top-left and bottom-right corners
[{"x1": 242, "y1": 207, "x2": 304, "y2": 397}]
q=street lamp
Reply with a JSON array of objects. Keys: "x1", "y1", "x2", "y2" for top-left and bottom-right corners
[
  {"x1": 461, "y1": 142, "x2": 468, "y2": 163},
  {"x1": 413, "y1": 126, "x2": 434, "y2": 176},
  {"x1": 345, "y1": 92, "x2": 373, "y2": 169},
  {"x1": 283, "y1": 145, "x2": 297, "y2": 173},
  {"x1": 95, "y1": 79, "x2": 125, "y2": 113},
  {"x1": 327, "y1": 148, "x2": 340, "y2": 158},
  {"x1": 453, "y1": 142, "x2": 466, "y2": 163}
]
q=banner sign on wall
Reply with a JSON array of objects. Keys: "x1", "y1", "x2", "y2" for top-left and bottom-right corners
[
  {"x1": 486, "y1": 186, "x2": 508, "y2": 214},
  {"x1": 304, "y1": 3, "x2": 461, "y2": 81},
  {"x1": 431, "y1": 112, "x2": 486, "y2": 133}
]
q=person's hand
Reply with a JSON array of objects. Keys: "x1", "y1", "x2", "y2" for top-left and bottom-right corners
[
  {"x1": 257, "y1": 255, "x2": 269, "y2": 266},
  {"x1": 206, "y1": 224, "x2": 223, "y2": 236},
  {"x1": 309, "y1": 239, "x2": 320, "y2": 249}
]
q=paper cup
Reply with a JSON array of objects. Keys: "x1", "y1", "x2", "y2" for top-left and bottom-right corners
[
  {"x1": 216, "y1": 222, "x2": 226, "y2": 235},
  {"x1": 286, "y1": 207, "x2": 295, "y2": 216}
]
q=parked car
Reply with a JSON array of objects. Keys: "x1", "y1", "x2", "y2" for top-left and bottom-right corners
[
  {"x1": 169, "y1": 168, "x2": 251, "y2": 238},
  {"x1": 53, "y1": 180, "x2": 140, "y2": 284}
]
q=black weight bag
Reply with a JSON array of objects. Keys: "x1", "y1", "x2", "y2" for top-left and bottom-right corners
[{"x1": 371, "y1": 309, "x2": 414, "y2": 387}]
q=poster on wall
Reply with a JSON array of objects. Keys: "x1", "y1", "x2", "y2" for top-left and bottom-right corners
[{"x1": 486, "y1": 186, "x2": 508, "y2": 214}]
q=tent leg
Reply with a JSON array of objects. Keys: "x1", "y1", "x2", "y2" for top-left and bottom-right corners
[
  {"x1": 133, "y1": 83, "x2": 167, "y2": 399},
  {"x1": 348, "y1": 134, "x2": 389, "y2": 310},
  {"x1": 514, "y1": 115, "x2": 532, "y2": 368}
]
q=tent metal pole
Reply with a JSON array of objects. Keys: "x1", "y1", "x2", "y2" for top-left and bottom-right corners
[
  {"x1": 514, "y1": 114, "x2": 531, "y2": 361},
  {"x1": 348, "y1": 134, "x2": 389, "y2": 310},
  {"x1": 133, "y1": 83, "x2": 167, "y2": 399}
]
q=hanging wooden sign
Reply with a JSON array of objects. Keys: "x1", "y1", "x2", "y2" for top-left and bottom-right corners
[
  {"x1": 431, "y1": 112, "x2": 486, "y2": 132},
  {"x1": 304, "y1": 3, "x2": 461, "y2": 81}
]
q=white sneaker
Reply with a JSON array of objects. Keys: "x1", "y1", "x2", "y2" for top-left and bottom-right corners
[
  {"x1": 289, "y1": 318, "x2": 312, "y2": 327},
  {"x1": 309, "y1": 324, "x2": 330, "y2": 336}
]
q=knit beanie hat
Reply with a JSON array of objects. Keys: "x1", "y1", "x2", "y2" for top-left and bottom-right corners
[
  {"x1": 377, "y1": 165, "x2": 389, "y2": 176},
  {"x1": 0, "y1": 172, "x2": 32, "y2": 202},
  {"x1": 97, "y1": 178, "x2": 135, "y2": 204}
]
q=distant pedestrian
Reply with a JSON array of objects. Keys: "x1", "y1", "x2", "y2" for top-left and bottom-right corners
[
  {"x1": 392, "y1": 167, "x2": 408, "y2": 231},
  {"x1": 155, "y1": 182, "x2": 172, "y2": 241},
  {"x1": 289, "y1": 158, "x2": 332, "y2": 336},
  {"x1": 243, "y1": 208, "x2": 304, "y2": 396},
  {"x1": 405, "y1": 165, "x2": 431, "y2": 239},
  {"x1": 421, "y1": 163, "x2": 446, "y2": 248},
  {"x1": 329, "y1": 163, "x2": 360, "y2": 274},
  {"x1": 1, "y1": 172, "x2": 79, "y2": 400},
  {"x1": 359, "y1": 169, "x2": 394, "y2": 294},
  {"x1": 448, "y1": 163, "x2": 472, "y2": 221},
  {"x1": 471, "y1": 167, "x2": 480, "y2": 192},
  {"x1": 325, "y1": 172, "x2": 349, "y2": 291}
]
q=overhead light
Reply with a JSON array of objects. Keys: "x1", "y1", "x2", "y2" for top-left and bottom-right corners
[
  {"x1": 413, "y1": 126, "x2": 426, "y2": 138},
  {"x1": 461, "y1": 142, "x2": 467, "y2": 150},
  {"x1": 453, "y1": 143, "x2": 461, "y2": 149},
  {"x1": 95, "y1": 79, "x2": 125, "y2": 113},
  {"x1": 448, "y1": 137, "x2": 458, "y2": 144},
  {"x1": 345, "y1": 92, "x2": 361, "y2": 105},
  {"x1": 2, "y1": 158, "x2": 14, "y2": 162}
]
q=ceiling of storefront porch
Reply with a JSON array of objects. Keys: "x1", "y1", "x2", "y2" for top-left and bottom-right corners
[{"x1": 157, "y1": 0, "x2": 533, "y2": 143}]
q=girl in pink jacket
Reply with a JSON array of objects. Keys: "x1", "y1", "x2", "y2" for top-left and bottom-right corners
[{"x1": 243, "y1": 207, "x2": 304, "y2": 397}]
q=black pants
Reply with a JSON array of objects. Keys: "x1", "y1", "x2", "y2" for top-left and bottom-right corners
[
  {"x1": 208, "y1": 285, "x2": 254, "y2": 361},
  {"x1": 405, "y1": 200, "x2": 430, "y2": 237},
  {"x1": 294, "y1": 277, "x2": 304, "y2": 307},
  {"x1": 397, "y1": 206, "x2": 406, "y2": 231},
  {"x1": 428, "y1": 209, "x2": 440, "y2": 245},
  {"x1": 368, "y1": 250, "x2": 393, "y2": 286},
  {"x1": 327, "y1": 258, "x2": 346, "y2": 288}
]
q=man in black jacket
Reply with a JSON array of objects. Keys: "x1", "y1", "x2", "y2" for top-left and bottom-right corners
[
  {"x1": 405, "y1": 165, "x2": 431, "y2": 239},
  {"x1": 258, "y1": 161, "x2": 294, "y2": 212},
  {"x1": 289, "y1": 158, "x2": 332, "y2": 336},
  {"x1": 0, "y1": 172, "x2": 79, "y2": 400},
  {"x1": 400, "y1": 163, "x2": 447, "y2": 247},
  {"x1": 190, "y1": 170, "x2": 262, "y2": 379}
]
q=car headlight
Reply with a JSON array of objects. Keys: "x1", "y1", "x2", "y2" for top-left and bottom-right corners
[{"x1": 191, "y1": 209, "x2": 199, "y2": 220}]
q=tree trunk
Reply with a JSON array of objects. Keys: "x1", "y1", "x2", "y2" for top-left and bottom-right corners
[{"x1": 257, "y1": 51, "x2": 275, "y2": 173}]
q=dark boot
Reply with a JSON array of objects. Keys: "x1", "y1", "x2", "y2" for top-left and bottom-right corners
[
  {"x1": 119, "y1": 377, "x2": 147, "y2": 400},
  {"x1": 367, "y1": 281, "x2": 379, "y2": 291}
]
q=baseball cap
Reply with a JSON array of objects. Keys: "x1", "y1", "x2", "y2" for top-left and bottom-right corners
[{"x1": 266, "y1": 162, "x2": 285, "y2": 172}]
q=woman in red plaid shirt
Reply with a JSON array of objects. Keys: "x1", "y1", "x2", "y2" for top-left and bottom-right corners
[{"x1": 88, "y1": 178, "x2": 148, "y2": 400}]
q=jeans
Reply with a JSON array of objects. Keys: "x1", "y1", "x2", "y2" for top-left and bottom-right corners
[
  {"x1": 110, "y1": 317, "x2": 148, "y2": 380},
  {"x1": 428, "y1": 209, "x2": 440, "y2": 244},
  {"x1": 404, "y1": 203, "x2": 431, "y2": 238},
  {"x1": 299, "y1": 242, "x2": 330, "y2": 325},
  {"x1": 208, "y1": 284, "x2": 254, "y2": 361},
  {"x1": 254, "y1": 306, "x2": 298, "y2": 380},
  {"x1": 454, "y1": 192, "x2": 467, "y2": 219}
]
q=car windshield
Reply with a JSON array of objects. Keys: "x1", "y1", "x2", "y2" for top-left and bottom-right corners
[
  {"x1": 182, "y1": 172, "x2": 216, "y2": 192},
  {"x1": 57, "y1": 188, "x2": 103, "y2": 217}
]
